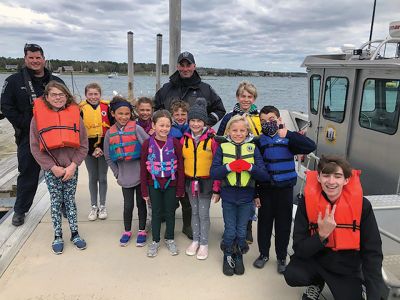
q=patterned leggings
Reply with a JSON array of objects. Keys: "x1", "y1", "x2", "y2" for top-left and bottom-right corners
[{"x1": 44, "y1": 169, "x2": 79, "y2": 237}]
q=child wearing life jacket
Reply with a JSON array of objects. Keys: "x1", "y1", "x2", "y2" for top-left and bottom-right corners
[
  {"x1": 103, "y1": 96, "x2": 150, "y2": 247},
  {"x1": 181, "y1": 99, "x2": 220, "y2": 260},
  {"x1": 136, "y1": 96, "x2": 154, "y2": 136},
  {"x1": 216, "y1": 81, "x2": 262, "y2": 243},
  {"x1": 170, "y1": 99, "x2": 189, "y2": 139},
  {"x1": 140, "y1": 110, "x2": 185, "y2": 257},
  {"x1": 80, "y1": 83, "x2": 111, "y2": 221},
  {"x1": 253, "y1": 105, "x2": 316, "y2": 274},
  {"x1": 169, "y1": 100, "x2": 193, "y2": 240},
  {"x1": 210, "y1": 115, "x2": 267, "y2": 276},
  {"x1": 30, "y1": 81, "x2": 89, "y2": 255}
]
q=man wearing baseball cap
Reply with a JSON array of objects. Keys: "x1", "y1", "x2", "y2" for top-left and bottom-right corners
[
  {"x1": 154, "y1": 51, "x2": 226, "y2": 127},
  {"x1": 0, "y1": 43, "x2": 65, "y2": 226}
]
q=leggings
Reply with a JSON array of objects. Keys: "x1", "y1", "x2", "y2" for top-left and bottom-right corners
[
  {"x1": 186, "y1": 188, "x2": 211, "y2": 245},
  {"x1": 44, "y1": 170, "x2": 79, "y2": 237},
  {"x1": 84, "y1": 155, "x2": 108, "y2": 206},
  {"x1": 122, "y1": 184, "x2": 147, "y2": 231}
]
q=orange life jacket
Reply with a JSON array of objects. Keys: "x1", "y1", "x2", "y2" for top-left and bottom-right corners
[
  {"x1": 33, "y1": 98, "x2": 80, "y2": 152},
  {"x1": 304, "y1": 170, "x2": 363, "y2": 251}
]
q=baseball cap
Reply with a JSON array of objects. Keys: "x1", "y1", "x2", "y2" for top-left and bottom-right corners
[{"x1": 177, "y1": 51, "x2": 195, "y2": 64}]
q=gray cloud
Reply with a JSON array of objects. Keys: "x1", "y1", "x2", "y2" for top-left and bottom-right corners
[{"x1": 0, "y1": 0, "x2": 398, "y2": 71}]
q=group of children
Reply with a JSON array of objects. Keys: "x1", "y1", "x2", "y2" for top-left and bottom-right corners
[{"x1": 29, "y1": 80, "x2": 316, "y2": 277}]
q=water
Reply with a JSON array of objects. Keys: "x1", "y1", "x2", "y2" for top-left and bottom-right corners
[{"x1": 0, "y1": 73, "x2": 308, "y2": 113}]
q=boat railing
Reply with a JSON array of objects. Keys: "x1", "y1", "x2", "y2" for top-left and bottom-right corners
[{"x1": 350, "y1": 37, "x2": 400, "y2": 61}]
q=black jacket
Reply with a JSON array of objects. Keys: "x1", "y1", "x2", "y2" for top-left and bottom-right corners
[
  {"x1": 154, "y1": 70, "x2": 226, "y2": 126},
  {"x1": 292, "y1": 195, "x2": 384, "y2": 300},
  {"x1": 1, "y1": 67, "x2": 65, "y2": 135}
]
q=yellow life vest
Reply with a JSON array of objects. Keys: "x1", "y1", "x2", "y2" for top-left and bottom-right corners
[
  {"x1": 80, "y1": 100, "x2": 110, "y2": 139},
  {"x1": 246, "y1": 114, "x2": 261, "y2": 136},
  {"x1": 182, "y1": 133, "x2": 214, "y2": 178},
  {"x1": 221, "y1": 142, "x2": 255, "y2": 187}
]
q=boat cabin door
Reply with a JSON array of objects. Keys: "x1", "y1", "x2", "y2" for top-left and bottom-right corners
[{"x1": 307, "y1": 68, "x2": 356, "y2": 157}]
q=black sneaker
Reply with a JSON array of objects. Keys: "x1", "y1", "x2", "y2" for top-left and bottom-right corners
[
  {"x1": 302, "y1": 283, "x2": 324, "y2": 300},
  {"x1": 253, "y1": 254, "x2": 269, "y2": 269},
  {"x1": 277, "y1": 258, "x2": 287, "y2": 274},
  {"x1": 12, "y1": 212, "x2": 25, "y2": 226},
  {"x1": 223, "y1": 255, "x2": 235, "y2": 276},
  {"x1": 234, "y1": 253, "x2": 245, "y2": 275}
]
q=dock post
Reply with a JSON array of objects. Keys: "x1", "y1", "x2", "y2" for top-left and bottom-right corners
[
  {"x1": 127, "y1": 31, "x2": 134, "y2": 101},
  {"x1": 156, "y1": 33, "x2": 162, "y2": 91},
  {"x1": 169, "y1": 0, "x2": 181, "y2": 75}
]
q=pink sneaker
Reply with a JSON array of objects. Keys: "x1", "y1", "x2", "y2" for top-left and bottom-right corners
[
  {"x1": 196, "y1": 245, "x2": 208, "y2": 260},
  {"x1": 185, "y1": 241, "x2": 199, "y2": 256}
]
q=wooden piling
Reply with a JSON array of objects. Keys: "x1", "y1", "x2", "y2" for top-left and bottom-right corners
[
  {"x1": 156, "y1": 34, "x2": 162, "y2": 91},
  {"x1": 127, "y1": 31, "x2": 134, "y2": 101},
  {"x1": 169, "y1": 0, "x2": 181, "y2": 75}
]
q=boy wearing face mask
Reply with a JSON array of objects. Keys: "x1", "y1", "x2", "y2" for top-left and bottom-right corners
[{"x1": 253, "y1": 105, "x2": 316, "y2": 274}]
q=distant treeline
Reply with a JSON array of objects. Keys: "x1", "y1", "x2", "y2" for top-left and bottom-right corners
[{"x1": 0, "y1": 57, "x2": 306, "y2": 77}]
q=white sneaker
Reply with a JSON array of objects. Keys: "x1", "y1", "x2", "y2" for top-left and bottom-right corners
[
  {"x1": 196, "y1": 245, "x2": 208, "y2": 260},
  {"x1": 185, "y1": 241, "x2": 199, "y2": 256},
  {"x1": 88, "y1": 205, "x2": 98, "y2": 221},
  {"x1": 165, "y1": 239, "x2": 179, "y2": 256},
  {"x1": 98, "y1": 205, "x2": 108, "y2": 220}
]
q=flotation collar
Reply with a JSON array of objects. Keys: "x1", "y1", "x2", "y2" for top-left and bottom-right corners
[
  {"x1": 108, "y1": 120, "x2": 141, "y2": 162},
  {"x1": 304, "y1": 170, "x2": 363, "y2": 251}
]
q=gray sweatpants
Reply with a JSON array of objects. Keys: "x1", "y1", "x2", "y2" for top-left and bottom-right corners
[
  {"x1": 84, "y1": 155, "x2": 108, "y2": 207},
  {"x1": 186, "y1": 182, "x2": 211, "y2": 245}
]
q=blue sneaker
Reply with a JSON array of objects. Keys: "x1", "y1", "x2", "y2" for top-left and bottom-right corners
[
  {"x1": 71, "y1": 235, "x2": 87, "y2": 250},
  {"x1": 136, "y1": 231, "x2": 147, "y2": 247},
  {"x1": 120, "y1": 232, "x2": 132, "y2": 247},
  {"x1": 52, "y1": 237, "x2": 64, "y2": 254}
]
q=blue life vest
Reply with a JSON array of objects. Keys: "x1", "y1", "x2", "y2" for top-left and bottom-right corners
[{"x1": 258, "y1": 134, "x2": 297, "y2": 185}]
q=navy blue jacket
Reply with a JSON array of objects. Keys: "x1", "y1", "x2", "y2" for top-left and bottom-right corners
[{"x1": 210, "y1": 140, "x2": 268, "y2": 204}]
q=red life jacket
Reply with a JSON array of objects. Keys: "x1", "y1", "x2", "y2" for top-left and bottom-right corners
[
  {"x1": 33, "y1": 97, "x2": 80, "y2": 152},
  {"x1": 108, "y1": 120, "x2": 141, "y2": 162},
  {"x1": 304, "y1": 170, "x2": 363, "y2": 251}
]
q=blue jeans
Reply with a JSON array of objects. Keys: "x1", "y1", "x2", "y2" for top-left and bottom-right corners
[{"x1": 222, "y1": 200, "x2": 253, "y2": 253}]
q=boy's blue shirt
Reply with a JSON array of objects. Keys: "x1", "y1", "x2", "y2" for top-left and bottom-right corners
[{"x1": 169, "y1": 122, "x2": 189, "y2": 139}]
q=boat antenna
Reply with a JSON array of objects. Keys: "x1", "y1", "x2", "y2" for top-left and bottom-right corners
[{"x1": 368, "y1": 0, "x2": 377, "y2": 51}]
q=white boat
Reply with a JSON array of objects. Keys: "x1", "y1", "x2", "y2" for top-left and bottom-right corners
[{"x1": 108, "y1": 72, "x2": 118, "y2": 78}]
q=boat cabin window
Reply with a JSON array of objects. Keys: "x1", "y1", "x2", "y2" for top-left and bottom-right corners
[
  {"x1": 310, "y1": 75, "x2": 321, "y2": 115},
  {"x1": 359, "y1": 79, "x2": 400, "y2": 134},
  {"x1": 322, "y1": 76, "x2": 348, "y2": 123}
]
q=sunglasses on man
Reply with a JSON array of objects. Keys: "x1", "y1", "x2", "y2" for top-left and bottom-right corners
[{"x1": 24, "y1": 43, "x2": 43, "y2": 55}]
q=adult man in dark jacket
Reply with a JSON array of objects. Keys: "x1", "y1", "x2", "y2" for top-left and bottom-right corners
[
  {"x1": 154, "y1": 51, "x2": 226, "y2": 127},
  {"x1": 284, "y1": 155, "x2": 384, "y2": 300},
  {"x1": 154, "y1": 51, "x2": 226, "y2": 239},
  {"x1": 1, "y1": 43, "x2": 65, "y2": 226}
]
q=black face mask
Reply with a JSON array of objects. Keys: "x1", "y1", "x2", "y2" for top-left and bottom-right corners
[{"x1": 261, "y1": 120, "x2": 279, "y2": 136}]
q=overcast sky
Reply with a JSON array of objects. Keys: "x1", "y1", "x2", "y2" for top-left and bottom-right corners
[{"x1": 0, "y1": 0, "x2": 398, "y2": 72}]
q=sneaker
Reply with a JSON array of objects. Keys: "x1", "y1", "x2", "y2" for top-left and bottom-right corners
[
  {"x1": 234, "y1": 253, "x2": 245, "y2": 275},
  {"x1": 52, "y1": 237, "x2": 64, "y2": 254},
  {"x1": 185, "y1": 241, "x2": 199, "y2": 256},
  {"x1": 196, "y1": 245, "x2": 208, "y2": 260},
  {"x1": 88, "y1": 205, "x2": 98, "y2": 221},
  {"x1": 302, "y1": 283, "x2": 324, "y2": 300},
  {"x1": 147, "y1": 241, "x2": 160, "y2": 257},
  {"x1": 253, "y1": 254, "x2": 269, "y2": 269},
  {"x1": 12, "y1": 212, "x2": 25, "y2": 226},
  {"x1": 277, "y1": 258, "x2": 287, "y2": 274},
  {"x1": 165, "y1": 239, "x2": 179, "y2": 256},
  {"x1": 98, "y1": 205, "x2": 107, "y2": 220},
  {"x1": 223, "y1": 255, "x2": 235, "y2": 276},
  {"x1": 71, "y1": 235, "x2": 87, "y2": 250},
  {"x1": 136, "y1": 231, "x2": 147, "y2": 247},
  {"x1": 119, "y1": 232, "x2": 132, "y2": 247}
]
